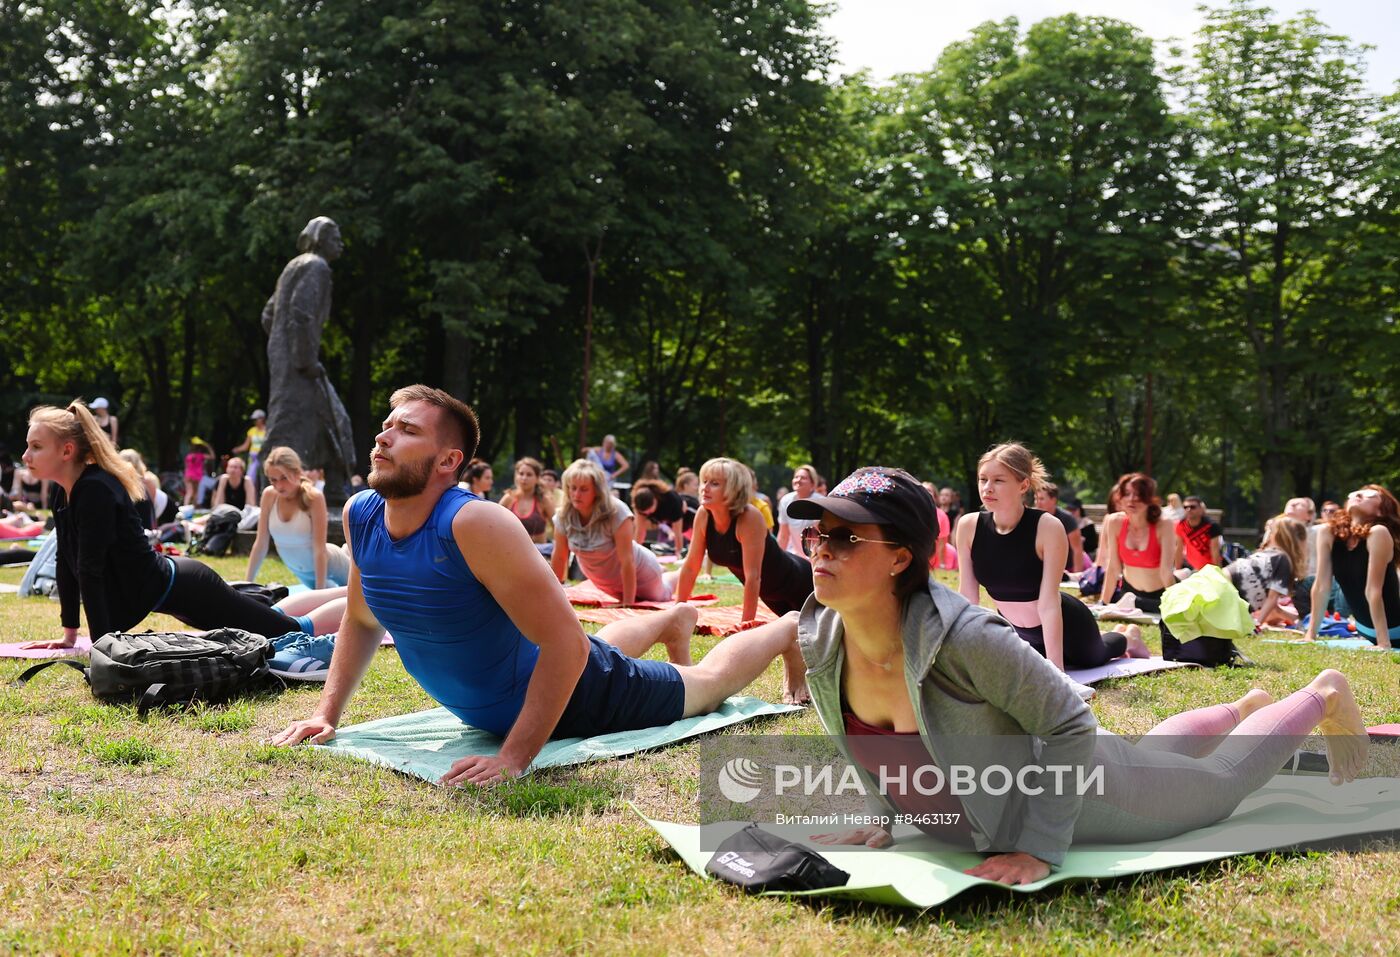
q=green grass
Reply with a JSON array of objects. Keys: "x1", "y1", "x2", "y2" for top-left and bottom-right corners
[{"x1": 1, "y1": 558, "x2": 1398, "y2": 954}]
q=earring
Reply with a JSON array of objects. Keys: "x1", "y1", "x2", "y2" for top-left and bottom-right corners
[{"x1": 889, "y1": 570, "x2": 897, "y2": 577}]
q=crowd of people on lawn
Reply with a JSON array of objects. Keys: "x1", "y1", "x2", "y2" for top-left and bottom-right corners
[{"x1": 3, "y1": 387, "x2": 1391, "y2": 886}]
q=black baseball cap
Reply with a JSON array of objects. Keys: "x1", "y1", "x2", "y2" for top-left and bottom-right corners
[{"x1": 787, "y1": 466, "x2": 936, "y2": 554}]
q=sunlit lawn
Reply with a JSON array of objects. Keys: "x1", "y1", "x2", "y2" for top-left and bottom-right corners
[{"x1": 1, "y1": 558, "x2": 1397, "y2": 954}]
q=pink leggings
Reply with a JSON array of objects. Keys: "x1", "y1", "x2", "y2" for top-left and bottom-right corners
[{"x1": 1075, "y1": 691, "x2": 1327, "y2": 842}]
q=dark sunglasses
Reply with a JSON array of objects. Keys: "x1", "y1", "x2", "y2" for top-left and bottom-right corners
[{"x1": 801, "y1": 525, "x2": 900, "y2": 558}]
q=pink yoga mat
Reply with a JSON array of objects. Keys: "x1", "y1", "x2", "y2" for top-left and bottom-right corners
[
  {"x1": 1369, "y1": 724, "x2": 1400, "y2": 739},
  {"x1": 563, "y1": 580, "x2": 718, "y2": 609},
  {"x1": 0, "y1": 636, "x2": 93, "y2": 659},
  {"x1": 574, "y1": 603, "x2": 777, "y2": 637}
]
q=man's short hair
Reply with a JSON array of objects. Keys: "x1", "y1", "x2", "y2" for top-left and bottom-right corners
[
  {"x1": 1041, "y1": 481, "x2": 1059, "y2": 500},
  {"x1": 1184, "y1": 495, "x2": 1205, "y2": 507},
  {"x1": 389, "y1": 385, "x2": 480, "y2": 481}
]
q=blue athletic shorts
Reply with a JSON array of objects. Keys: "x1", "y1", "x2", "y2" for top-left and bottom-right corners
[{"x1": 553, "y1": 635, "x2": 685, "y2": 738}]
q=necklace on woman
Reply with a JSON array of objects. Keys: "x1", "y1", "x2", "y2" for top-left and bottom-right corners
[{"x1": 853, "y1": 641, "x2": 901, "y2": 671}]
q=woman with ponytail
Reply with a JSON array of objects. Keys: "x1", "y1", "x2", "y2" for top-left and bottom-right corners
[
  {"x1": 957, "y1": 443, "x2": 1149, "y2": 672},
  {"x1": 246, "y1": 446, "x2": 350, "y2": 591},
  {"x1": 19, "y1": 402, "x2": 340, "y2": 649}
]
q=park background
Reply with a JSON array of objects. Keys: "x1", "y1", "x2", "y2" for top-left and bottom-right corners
[{"x1": 3, "y1": 0, "x2": 1399, "y2": 524}]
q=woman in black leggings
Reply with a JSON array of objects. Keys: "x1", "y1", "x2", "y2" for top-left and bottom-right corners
[
  {"x1": 956, "y1": 443, "x2": 1148, "y2": 672},
  {"x1": 19, "y1": 402, "x2": 336, "y2": 650}
]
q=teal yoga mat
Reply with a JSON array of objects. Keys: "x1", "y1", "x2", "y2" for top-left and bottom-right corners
[
  {"x1": 641, "y1": 775, "x2": 1400, "y2": 908},
  {"x1": 315, "y1": 695, "x2": 801, "y2": 782}
]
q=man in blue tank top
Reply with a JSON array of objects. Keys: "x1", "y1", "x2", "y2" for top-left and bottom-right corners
[{"x1": 273, "y1": 385, "x2": 808, "y2": 784}]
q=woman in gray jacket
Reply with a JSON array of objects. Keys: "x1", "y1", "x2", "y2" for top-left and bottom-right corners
[{"x1": 789, "y1": 467, "x2": 1370, "y2": 885}]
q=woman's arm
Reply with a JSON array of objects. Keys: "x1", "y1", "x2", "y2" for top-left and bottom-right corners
[
  {"x1": 735, "y1": 507, "x2": 767, "y2": 623},
  {"x1": 550, "y1": 528, "x2": 570, "y2": 583},
  {"x1": 1365, "y1": 526, "x2": 1394, "y2": 649},
  {"x1": 310, "y1": 492, "x2": 330, "y2": 590},
  {"x1": 670, "y1": 518, "x2": 685, "y2": 560},
  {"x1": 615, "y1": 516, "x2": 638, "y2": 606},
  {"x1": 245, "y1": 487, "x2": 276, "y2": 581},
  {"x1": 955, "y1": 513, "x2": 981, "y2": 605},
  {"x1": 612, "y1": 452, "x2": 630, "y2": 478},
  {"x1": 1254, "y1": 590, "x2": 1282, "y2": 625},
  {"x1": 1157, "y1": 518, "x2": 1177, "y2": 590},
  {"x1": 212, "y1": 476, "x2": 228, "y2": 508},
  {"x1": 1100, "y1": 514, "x2": 1123, "y2": 600},
  {"x1": 1305, "y1": 526, "x2": 1334, "y2": 641},
  {"x1": 674, "y1": 508, "x2": 709, "y2": 602},
  {"x1": 1036, "y1": 515, "x2": 1070, "y2": 671}
]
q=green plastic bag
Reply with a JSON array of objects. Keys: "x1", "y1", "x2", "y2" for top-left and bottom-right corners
[{"x1": 1160, "y1": 564, "x2": 1255, "y2": 641}]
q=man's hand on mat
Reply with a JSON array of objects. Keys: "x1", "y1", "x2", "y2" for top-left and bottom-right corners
[
  {"x1": 810, "y1": 826, "x2": 892, "y2": 849},
  {"x1": 439, "y1": 753, "x2": 526, "y2": 787},
  {"x1": 270, "y1": 717, "x2": 337, "y2": 746},
  {"x1": 964, "y1": 852, "x2": 1050, "y2": 885}
]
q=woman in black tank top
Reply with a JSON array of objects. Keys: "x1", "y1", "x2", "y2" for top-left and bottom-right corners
[
  {"x1": 674, "y1": 457, "x2": 813, "y2": 620},
  {"x1": 1306, "y1": 484, "x2": 1400, "y2": 648},
  {"x1": 213, "y1": 457, "x2": 256, "y2": 511},
  {"x1": 957, "y1": 443, "x2": 1148, "y2": 672}
]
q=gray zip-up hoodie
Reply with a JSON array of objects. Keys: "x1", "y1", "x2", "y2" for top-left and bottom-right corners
[{"x1": 797, "y1": 578, "x2": 1098, "y2": 868}]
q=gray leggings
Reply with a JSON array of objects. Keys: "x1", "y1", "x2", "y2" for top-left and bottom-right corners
[{"x1": 1073, "y1": 690, "x2": 1325, "y2": 842}]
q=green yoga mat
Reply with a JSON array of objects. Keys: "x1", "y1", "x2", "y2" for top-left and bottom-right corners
[
  {"x1": 641, "y1": 775, "x2": 1400, "y2": 908},
  {"x1": 315, "y1": 695, "x2": 801, "y2": 782}
]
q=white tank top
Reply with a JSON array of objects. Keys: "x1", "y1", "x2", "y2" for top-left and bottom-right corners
[{"x1": 269, "y1": 502, "x2": 349, "y2": 588}]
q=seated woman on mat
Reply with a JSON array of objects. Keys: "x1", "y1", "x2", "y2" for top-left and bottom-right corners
[
  {"x1": 1098, "y1": 471, "x2": 1206, "y2": 660},
  {"x1": 956, "y1": 443, "x2": 1148, "y2": 672},
  {"x1": 118, "y1": 448, "x2": 177, "y2": 529},
  {"x1": 499, "y1": 456, "x2": 557, "y2": 556},
  {"x1": 18, "y1": 402, "x2": 346, "y2": 650},
  {"x1": 246, "y1": 446, "x2": 351, "y2": 592},
  {"x1": 1225, "y1": 515, "x2": 1307, "y2": 627},
  {"x1": 790, "y1": 466, "x2": 1370, "y2": 885},
  {"x1": 211, "y1": 456, "x2": 256, "y2": 511},
  {"x1": 551, "y1": 459, "x2": 674, "y2": 604},
  {"x1": 674, "y1": 457, "x2": 814, "y2": 624},
  {"x1": 1304, "y1": 485, "x2": 1400, "y2": 649}
]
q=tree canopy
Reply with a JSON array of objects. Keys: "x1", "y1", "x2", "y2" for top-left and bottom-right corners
[{"x1": 2, "y1": 0, "x2": 1396, "y2": 525}]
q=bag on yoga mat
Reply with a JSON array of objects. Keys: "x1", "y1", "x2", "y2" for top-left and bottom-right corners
[
  {"x1": 704, "y1": 825, "x2": 850, "y2": 893},
  {"x1": 11, "y1": 628, "x2": 279, "y2": 715}
]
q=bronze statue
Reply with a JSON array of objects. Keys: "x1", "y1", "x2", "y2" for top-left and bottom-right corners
[{"x1": 261, "y1": 217, "x2": 357, "y2": 500}]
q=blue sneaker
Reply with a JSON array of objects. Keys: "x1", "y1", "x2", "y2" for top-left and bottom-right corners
[{"x1": 269, "y1": 633, "x2": 336, "y2": 682}]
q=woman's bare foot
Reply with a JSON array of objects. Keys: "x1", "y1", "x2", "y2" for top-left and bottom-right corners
[
  {"x1": 1117, "y1": 624, "x2": 1151, "y2": 658},
  {"x1": 1233, "y1": 688, "x2": 1274, "y2": 721},
  {"x1": 661, "y1": 603, "x2": 699, "y2": 666},
  {"x1": 1309, "y1": 670, "x2": 1368, "y2": 785},
  {"x1": 781, "y1": 645, "x2": 810, "y2": 705}
]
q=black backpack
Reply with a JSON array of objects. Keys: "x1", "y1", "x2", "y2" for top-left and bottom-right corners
[
  {"x1": 13, "y1": 628, "x2": 280, "y2": 714},
  {"x1": 191, "y1": 505, "x2": 243, "y2": 557}
]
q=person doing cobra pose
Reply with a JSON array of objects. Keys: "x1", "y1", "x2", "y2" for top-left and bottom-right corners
[
  {"x1": 552, "y1": 459, "x2": 673, "y2": 605},
  {"x1": 788, "y1": 466, "x2": 1370, "y2": 886},
  {"x1": 1305, "y1": 485, "x2": 1400, "y2": 649},
  {"x1": 957, "y1": 444, "x2": 1148, "y2": 671},
  {"x1": 246, "y1": 447, "x2": 351, "y2": 591},
  {"x1": 19, "y1": 403, "x2": 345, "y2": 650},
  {"x1": 674, "y1": 457, "x2": 813, "y2": 625}
]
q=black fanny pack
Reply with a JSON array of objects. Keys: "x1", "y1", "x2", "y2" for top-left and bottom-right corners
[{"x1": 704, "y1": 824, "x2": 850, "y2": 893}]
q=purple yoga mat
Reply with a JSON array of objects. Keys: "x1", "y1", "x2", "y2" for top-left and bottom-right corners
[{"x1": 0, "y1": 636, "x2": 93, "y2": 659}]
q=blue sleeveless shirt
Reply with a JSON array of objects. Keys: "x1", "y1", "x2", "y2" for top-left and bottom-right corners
[{"x1": 347, "y1": 487, "x2": 540, "y2": 736}]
